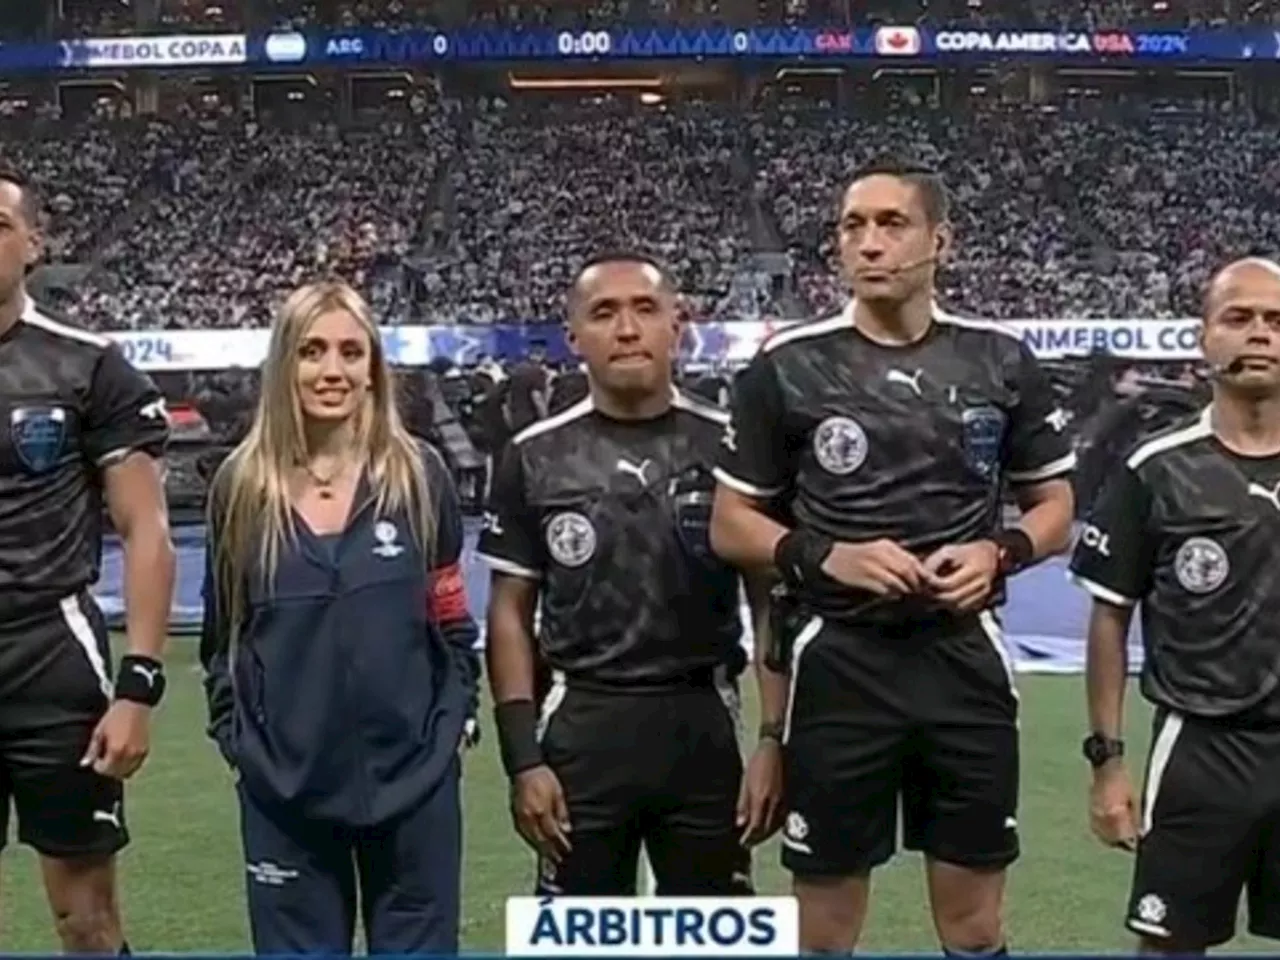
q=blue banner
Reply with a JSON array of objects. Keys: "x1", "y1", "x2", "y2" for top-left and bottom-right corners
[
  {"x1": 3, "y1": 24, "x2": 1279, "y2": 72},
  {"x1": 101, "y1": 318, "x2": 1201, "y2": 372},
  {"x1": 250, "y1": 24, "x2": 1280, "y2": 65}
]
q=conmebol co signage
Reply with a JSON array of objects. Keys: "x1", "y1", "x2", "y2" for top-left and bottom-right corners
[{"x1": 65, "y1": 34, "x2": 248, "y2": 68}]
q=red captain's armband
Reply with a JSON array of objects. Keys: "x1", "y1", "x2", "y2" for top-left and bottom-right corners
[{"x1": 428, "y1": 561, "x2": 469, "y2": 624}]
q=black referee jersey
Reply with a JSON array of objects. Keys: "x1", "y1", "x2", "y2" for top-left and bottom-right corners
[
  {"x1": 1071, "y1": 407, "x2": 1280, "y2": 721},
  {"x1": 478, "y1": 389, "x2": 744, "y2": 685},
  {"x1": 0, "y1": 297, "x2": 169, "y2": 626},
  {"x1": 718, "y1": 303, "x2": 1076, "y2": 624}
]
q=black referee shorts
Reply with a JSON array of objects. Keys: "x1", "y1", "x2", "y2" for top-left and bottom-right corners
[
  {"x1": 533, "y1": 669, "x2": 752, "y2": 897},
  {"x1": 1127, "y1": 709, "x2": 1280, "y2": 949},
  {"x1": 0, "y1": 592, "x2": 127, "y2": 859},
  {"x1": 781, "y1": 613, "x2": 1019, "y2": 877}
]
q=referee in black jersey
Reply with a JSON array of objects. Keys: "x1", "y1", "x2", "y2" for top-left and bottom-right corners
[
  {"x1": 1070, "y1": 257, "x2": 1280, "y2": 955},
  {"x1": 479, "y1": 252, "x2": 779, "y2": 896},
  {"x1": 710, "y1": 159, "x2": 1076, "y2": 954},
  {"x1": 0, "y1": 171, "x2": 174, "y2": 953}
]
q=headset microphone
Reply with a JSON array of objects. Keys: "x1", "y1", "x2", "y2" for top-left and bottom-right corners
[
  {"x1": 1213, "y1": 357, "x2": 1248, "y2": 377},
  {"x1": 854, "y1": 251, "x2": 941, "y2": 278}
]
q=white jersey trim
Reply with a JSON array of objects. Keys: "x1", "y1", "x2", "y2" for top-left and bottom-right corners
[
  {"x1": 934, "y1": 306, "x2": 1023, "y2": 340},
  {"x1": 1067, "y1": 571, "x2": 1137, "y2": 608},
  {"x1": 761, "y1": 301, "x2": 1018, "y2": 357},
  {"x1": 713, "y1": 467, "x2": 782, "y2": 499},
  {"x1": 1125, "y1": 407, "x2": 1213, "y2": 470},
  {"x1": 476, "y1": 551, "x2": 542, "y2": 581},
  {"x1": 21, "y1": 296, "x2": 110, "y2": 347},
  {"x1": 514, "y1": 388, "x2": 726, "y2": 444},
  {"x1": 760, "y1": 310, "x2": 853, "y2": 354},
  {"x1": 1009, "y1": 451, "x2": 1078, "y2": 484},
  {"x1": 510, "y1": 397, "x2": 594, "y2": 446},
  {"x1": 672, "y1": 388, "x2": 729, "y2": 425}
]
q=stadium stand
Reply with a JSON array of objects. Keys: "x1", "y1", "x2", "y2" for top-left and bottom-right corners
[{"x1": 7, "y1": 99, "x2": 1279, "y2": 329}]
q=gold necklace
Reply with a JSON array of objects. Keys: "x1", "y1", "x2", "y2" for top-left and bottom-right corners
[{"x1": 302, "y1": 460, "x2": 345, "y2": 500}]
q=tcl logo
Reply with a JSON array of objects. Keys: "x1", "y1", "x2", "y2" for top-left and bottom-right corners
[
  {"x1": 874, "y1": 25, "x2": 921, "y2": 56},
  {"x1": 722, "y1": 422, "x2": 738, "y2": 452},
  {"x1": 1080, "y1": 524, "x2": 1111, "y2": 557}
]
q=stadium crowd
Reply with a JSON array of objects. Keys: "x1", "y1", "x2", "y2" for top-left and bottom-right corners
[
  {"x1": 759, "y1": 106, "x2": 1280, "y2": 321},
  {"x1": 75, "y1": 105, "x2": 453, "y2": 330},
  {"x1": 2, "y1": 94, "x2": 1276, "y2": 329},
  {"x1": 432, "y1": 100, "x2": 748, "y2": 325}
]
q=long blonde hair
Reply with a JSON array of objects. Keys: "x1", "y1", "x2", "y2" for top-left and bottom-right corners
[{"x1": 208, "y1": 281, "x2": 433, "y2": 640}]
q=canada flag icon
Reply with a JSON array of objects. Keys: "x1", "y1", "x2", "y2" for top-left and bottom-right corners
[{"x1": 874, "y1": 25, "x2": 921, "y2": 56}]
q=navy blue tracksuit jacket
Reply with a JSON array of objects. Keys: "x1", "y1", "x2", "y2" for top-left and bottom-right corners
[{"x1": 199, "y1": 443, "x2": 479, "y2": 955}]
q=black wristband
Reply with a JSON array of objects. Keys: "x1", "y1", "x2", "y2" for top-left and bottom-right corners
[
  {"x1": 993, "y1": 528, "x2": 1035, "y2": 576},
  {"x1": 774, "y1": 530, "x2": 834, "y2": 591},
  {"x1": 115, "y1": 655, "x2": 166, "y2": 707},
  {"x1": 494, "y1": 699, "x2": 544, "y2": 779}
]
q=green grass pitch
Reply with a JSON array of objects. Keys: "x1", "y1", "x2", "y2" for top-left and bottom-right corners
[{"x1": 0, "y1": 639, "x2": 1269, "y2": 954}]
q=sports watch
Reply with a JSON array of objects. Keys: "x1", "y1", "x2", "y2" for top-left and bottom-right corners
[{"x1": 1082, "y1": 733, "x2": 1125, "y2": 768}]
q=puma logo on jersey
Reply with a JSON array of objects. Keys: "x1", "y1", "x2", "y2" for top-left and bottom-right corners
[
  {"x1": 482, "y1": 511, "x2": 504, "y2": 537},
  {"x1": 131, "y1": 663, "x2": 161, "y2": 687},
  {"x1": 616, "y1": 458, "x2": 653, "y2": 487},
  {"x1": 1045, "y1": 407, "x2": 1071, "y2": 433},
  {"x1": 886, "y1": 368, "x2": 925, "y2": 397},
  {"x1": 1248, "y1": 481, "x2": 1280, "y2": 511},
  {"x1": 139, "y1": 399, "x2": 169, "y2": 422}
]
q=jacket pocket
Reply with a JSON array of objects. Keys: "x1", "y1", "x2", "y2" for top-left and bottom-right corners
[{"x1": 236, "y1": 647, "x2": 268, "y2": 726}]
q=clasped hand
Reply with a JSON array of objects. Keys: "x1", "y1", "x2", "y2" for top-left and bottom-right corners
[{"x1": 819, "y1": 538, "x2": 1001, "y2": 613}]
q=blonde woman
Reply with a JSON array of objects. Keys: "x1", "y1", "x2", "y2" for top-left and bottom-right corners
[{"x1": 198, "y1": 282, "x2": 479, "y2": 955}]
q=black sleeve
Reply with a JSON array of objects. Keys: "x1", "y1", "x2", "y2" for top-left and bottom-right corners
[
  {"x1": 198, "y1": 479, "x2": 235, "y2": 768},
  {"x1": 714, "y1": 350, "x2": 793, "y2": 499},
  {"x1": 424, "y1": 445, "x2": 481, "y2": 719},
  {"x1": 83, "y1": 345, "x2": 170, "y2": 466},
  {"x1": 476, "y1": 443, "x2": 543, "y2": 579},
  {"x1": 1068, "y1": 462, "x2": 1156, "y2": 606},
  {"x1": 1005, "y1": 341, "x2": 1076, "y2": 484}
]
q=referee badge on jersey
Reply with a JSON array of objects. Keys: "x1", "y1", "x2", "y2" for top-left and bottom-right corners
[
  {"x1": 545, "y1": 511, "x2": 596, "y2": 568},
  {"x1": 10, "y1": 406, "x2": 68, "y2": 474},
  {"x1": 813, "y1": 415, "x2": 868, "y2": 476},
  {"x1": 961, "y1": 406, "x2": 1006, "y2": 480},
  {"x1": 1174, "y1": 536, "x2": 1229, "y2": 594}
]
